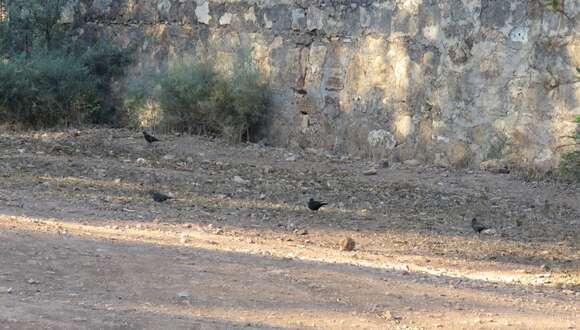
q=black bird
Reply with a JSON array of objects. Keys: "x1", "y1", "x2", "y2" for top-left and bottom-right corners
[
  {"x1": 143, "y1": 131, "x2": 160, "y2": 144},
  {"x1": 308, "y1": 198, "x2": 328, "y2": 211},
  {"x1": 471, "y1": 217, "x2": 490, "y2": 234},
  {"x1": 150, "y1": 191, "x2": 172, "y2": 203}
]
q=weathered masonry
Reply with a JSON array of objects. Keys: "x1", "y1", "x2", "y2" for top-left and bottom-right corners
[
  {"x1": 0, "y1": 0, "x2": 7, "y2": 22},
  {"x1": 70, "y1": 1, "x2": 580, "y2": 169}
]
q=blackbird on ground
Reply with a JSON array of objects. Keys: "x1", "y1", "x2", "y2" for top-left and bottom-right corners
[
  {"x1": 143, "y1": 131, "x2": 160, "y2": 144},
  {"x1": 471, "y1": 217, "x2": 490, "y2": 234},
  {"x1": 308, "y1": 198, "x2": 327, "y2": 211},
  {"x1": 150, "y1": 191, "x2": 172, "y2": 203}
]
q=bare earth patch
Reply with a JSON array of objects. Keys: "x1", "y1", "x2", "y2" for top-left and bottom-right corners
[{"x1": 0, "y1": 129, "x2": 578, "y2": 329}]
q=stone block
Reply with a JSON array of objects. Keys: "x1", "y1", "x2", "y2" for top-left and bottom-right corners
[
  {"x1": 195, "y1": 1, "x2": 210, "y2": 25},
  {"x1": 291, "y1": 8, "x2": 306, "y2": 31},
  {"x1": 307, "y1": 6, "x2": 324, "y2": 32}
]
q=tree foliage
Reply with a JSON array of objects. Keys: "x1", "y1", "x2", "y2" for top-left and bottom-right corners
[{"x1": 0, "y1": 0, "x2": 132, "y2": 127}]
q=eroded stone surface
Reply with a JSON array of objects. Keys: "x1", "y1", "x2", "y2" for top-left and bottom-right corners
[{"x1": 69, "y1": 0, "x2": 579, "y2": 171}]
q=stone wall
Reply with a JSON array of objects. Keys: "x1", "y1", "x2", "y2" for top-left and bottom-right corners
[{"x1": 72, "y1": 0, "x2": 579, "y2": 170}]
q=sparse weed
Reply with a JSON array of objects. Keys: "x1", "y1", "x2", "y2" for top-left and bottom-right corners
[{"x1": 559, "y1": 115, "x2": 580, "y2": 181}]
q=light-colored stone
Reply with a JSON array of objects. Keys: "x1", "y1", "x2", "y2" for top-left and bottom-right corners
[
  {"x1": 244, "y1": 7, "x2": 257, "y2": 23},
  {"x1": 509, "y1": 26, "x2": 528, "y2": 43},
  {"x1": 291, "y1": 8, "x2": 306, "y2": 31},
  {"x1": 360, "y1": 8, "x2": 371, "y2": 28},
  {"x1": 195, "y1": 1, "x2": 210, "y2": 25},
  {"x1": 362, "y1": 168, "x2": 377, "y2": 176},
  {"x1": 0, "y1": 287, "x2": 12, "y2": 294},
  {"x1": 394, "y1": 114, "x2": 414, "y2": 139},
  {"x1": 307, "y1": 6, "x2": 324, "y2": 31},
  {"x1": 263, "y1": 13, "x2": 273, "y2": 29},
  {"x1": 480, "y1": 159, "x2": 509, "y2": 173},
  {"x1": 481, "y1": 228, "x2": 497, "y2": 236},
  {"x1": 59, "y1": 1, "x2": 76, "y2": 24},
  {"x1": 177, "y1": 291, "x2": 190, "y2": 298},
  {"x1": 233, "y1": 176, "x2": 249, "y2": 185},
  {"x1": 300, "y1": 114, "x2": 310, "y2": 132},
  {"x1": 180, "y1": 233, "x2": 189, "y2": 244},
  {"x1": 285, "y1": 154, "x2": 297, "y2": 162},
  {"x1": 157, "y1": 0, "x2": 171, "y2": 18},
  {"x1": 219, "y1": 13, "x2": 232, "y2": 26},
  {"x1": 339, "y1": 237, "x2": 355, "y2": 251},
  {"x1": 403, "y1": 159, "x2": 420, "y2": 166}
]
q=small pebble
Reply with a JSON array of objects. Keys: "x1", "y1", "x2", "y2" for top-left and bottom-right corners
[
  {"x1": 339, "y1": 237, "x2": 356, "y2": 251},
  {"x1": 177, "y1": 291, "x2": 190, "y2": 298},
  {"x1": 294, "y1": 229, "x2": 308, "y2": 236},
  {"x1": 0, "y1": 287, "x2": 13, "y2": 294},
  {"x1": 180, "y1": 233, "x2": 189, "y2": 244},
  {"x1": 363, "y1": 168, "x2": 378, "y2": 176}
]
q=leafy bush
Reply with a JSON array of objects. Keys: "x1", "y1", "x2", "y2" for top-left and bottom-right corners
[
  {"x1": 226, "y1": 57, "x2": 271, "y2": 142},
  {"x1": 544, "y1": 0, "x2": 560, "y2": 11},
  {"x1": 0, "y1": 20, "x2": 8, "y2": 56},
  {"x1": 0, "y1": 41, "x2": 131, "y2": 128},
  {"x1": 0, "y1": 53, "x2": 98, "y2": 128},
  {"x1": 0, "y1": 0, "x2": 132, "y2": 127},
  {"x1": 158, "y1": 62, "x2": 218, "y2": 134},
  {"x1": 124, "y1": 68, "x2": 162, "y2": 129},
  {"x1": 1, "y1": 0, "x2": 71, "y2": 56},
  {"x1": 80, "y1": 42, "x2": 132, "y2": 124},
  {"x1": 559, "y1": 115, "x2": 580, "y2": 181},
  {"x1": 127, "y1": 56, "x2": 270, "y2": 143}
]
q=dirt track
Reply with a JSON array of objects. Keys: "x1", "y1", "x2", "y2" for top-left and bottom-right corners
[{"x1": 0, "y1": 129, "x2": 578, "y2": 329}]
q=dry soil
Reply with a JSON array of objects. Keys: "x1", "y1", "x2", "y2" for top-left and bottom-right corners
[{"x1": 0, "y1": 129, "x2": 578, "y2": 329}]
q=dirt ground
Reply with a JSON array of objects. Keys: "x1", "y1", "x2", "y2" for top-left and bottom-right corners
[{"x1": 0, "y1": 128, "x2": 578, "y2": 329}]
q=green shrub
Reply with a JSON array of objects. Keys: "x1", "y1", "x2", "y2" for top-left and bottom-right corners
[
  {"x1": 125, "y1": 68, "x2": 162, "y2": 129},
  {"x1": 560, "y1": 150, "x2": 580, "y2": 180},
  {"x1": 126, "y1": 55, "x2": 270, "y2": 143},
  {"x1": 226, "y1": 57, "x2": 270, "y2": 142},
  {"x1": 0, "y1": 39, "x2": 131, "y2": 128},
  {"x1": 80, "y1": 42, "x2": 132, "y2": 124},
  {"x1": 1, "y1": 0, "x2": 71, "y2": 56},
  {"x1": 0, "y1": 0, "x2": 131, "y2": 127},
  {"x1": 0, "y1": 53, "x2": 98, "y2": 128},
  {"x1": 559, "y1": 115, "x2": 580, "y2": 181},
  {"x1": 158, "y1": 62, "x2": 218, "y2": 134},
  {"x1": 0, "y1": 21, "x2": 8, "y2": 56},
  {"x1": 544, "y1": 0, "x2": 560, "y2": 11}
]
